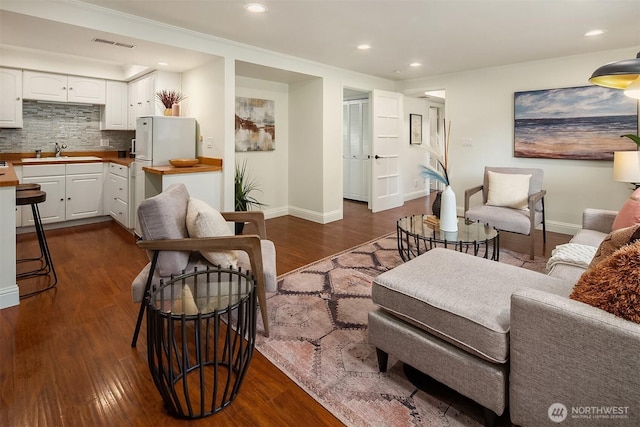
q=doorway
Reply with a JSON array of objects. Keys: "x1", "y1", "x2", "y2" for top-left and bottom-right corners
[{"x1": 342, "y1": 88, "x2": 372, "y2": 203}]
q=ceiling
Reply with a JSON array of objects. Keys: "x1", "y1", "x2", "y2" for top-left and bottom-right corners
[{"x1": 1, "y1": 0, "x2": 640, "y2": 82}]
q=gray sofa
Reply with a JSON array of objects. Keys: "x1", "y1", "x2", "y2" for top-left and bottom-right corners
[{"x1": 369, "y1": 208, "x2": 640, "y2": 426}]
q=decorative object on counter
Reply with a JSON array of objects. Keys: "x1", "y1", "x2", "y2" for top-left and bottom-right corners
[
  {"x1": 235, "y1": 159, "x2": 266, "y2": 234},
  {"x1": 168, "y1": 158, "x2": 199, "y2": 168},
  {"x1": 156, "y1": 90, "x2": 186, "y2": 116},
  {"x1": 171, "y1": 103, "x2": 180, "y2": 117},
  {"x1": 419, "y1": 120, "x2": 457, "y2": 232},
  {"x1": 35, "y1": 150, "x2": 41, "y2": 158}
]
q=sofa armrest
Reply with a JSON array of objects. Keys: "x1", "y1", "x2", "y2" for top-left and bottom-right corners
[
  {"x1": 582, "y1": 208, "x2": 618, "y2": 234},
  {"x1": 510, "y1": 288, "x2": 640, "y2": 426}
]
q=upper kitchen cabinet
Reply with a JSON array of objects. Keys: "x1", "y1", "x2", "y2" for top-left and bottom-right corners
[
  {"x1": 127, "y1": 70, "x2": 181, "y2": 130},
  {"x1": 0, "y1": 68, "x2": 23, "y2": 128},
  {"x1": 23, "y1": 71, "x2": 106, "y2": 104},
  {"x1": 100, "y1": 80, "x2": 128, "y2": 130}
]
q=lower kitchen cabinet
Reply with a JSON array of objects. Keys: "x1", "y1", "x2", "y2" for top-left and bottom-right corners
[
  {"x1": 21, "y1": 163, "x2": 104, "y2": 225},
  {"x1": 106, "y1": 162, "x2": 131, "y2": 227}
]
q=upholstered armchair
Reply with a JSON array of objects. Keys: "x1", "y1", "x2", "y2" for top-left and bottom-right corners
[
  {"x1": 464, "y1": 167, "x2": 546, "y2": 260},
  {"x1": 130, "y1": 183, "x2": 276, "y2": 347}
]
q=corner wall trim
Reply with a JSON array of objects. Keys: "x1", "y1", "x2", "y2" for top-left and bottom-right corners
[{"x1": 0, "y1": 285, "x2": 20, "y2": 310}]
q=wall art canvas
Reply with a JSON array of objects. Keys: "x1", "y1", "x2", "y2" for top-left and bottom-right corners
[
  {"x1": 410, "y1": 113, "x2": 422, "y2": 145},
  {"x1": 235, "y1": 97, "x2": 275, "y2": 152},
  {"x1": 514, "y1": 85, "x2": 638, "y2": 160}
]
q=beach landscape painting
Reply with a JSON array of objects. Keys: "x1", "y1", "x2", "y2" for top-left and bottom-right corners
[{"x1": 514, "y1": 85, "x2": 638, "y2": 160}]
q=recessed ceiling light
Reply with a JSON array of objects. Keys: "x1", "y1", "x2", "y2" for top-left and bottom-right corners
[
  {"x1": 245, "y1": 3, "x2": 267, "y2": 13},
  {"x1": 357, "y1": 44, "x2": 371, "y2": 50},
  {"x1": 585, "y1": 29, "x2": 605, "y2": 37},
  {"x1": 410, "y1": 62, "x2": 422, "y2": 67},
  {"x1": 158, "y1": 62, "x2": 169, "y2": 66}
]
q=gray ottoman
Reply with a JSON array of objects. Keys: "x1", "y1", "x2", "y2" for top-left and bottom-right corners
[{"x1": 368, "y1": 248, "x2": 570, "y2": 423}]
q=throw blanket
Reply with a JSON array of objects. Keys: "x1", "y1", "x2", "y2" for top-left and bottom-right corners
[{"x1": 545, "y1": 243, "x2": 597, "y2": 273}]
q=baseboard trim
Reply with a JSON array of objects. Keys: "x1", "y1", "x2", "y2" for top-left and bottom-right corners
[
  {"x1": 0, "y1": 284, "x2": 20, "y2": 310},
  {"x1": 288, "y1": 206, "x2": 343, "y2": 224}
]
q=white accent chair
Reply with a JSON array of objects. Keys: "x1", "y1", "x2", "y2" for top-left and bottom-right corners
[
  {"x1": 464, "y1": 167, "x2": 546, "y2": 260},
  {"x1": 130, "y1": 183, "x2": 276, "y2": 346}
]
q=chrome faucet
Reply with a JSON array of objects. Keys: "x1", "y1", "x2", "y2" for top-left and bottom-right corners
[{"x1": 54, "y1": 142, "x2": 67, "y2": 157}]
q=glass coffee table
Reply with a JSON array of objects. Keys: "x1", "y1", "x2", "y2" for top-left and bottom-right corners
[{"x1": 397, "y1": 216, "x2": 499, "y2": 262}]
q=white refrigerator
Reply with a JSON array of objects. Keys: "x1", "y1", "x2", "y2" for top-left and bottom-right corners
[{"x1": 132, "y1": 116, "x2": 196, "y2": 234}]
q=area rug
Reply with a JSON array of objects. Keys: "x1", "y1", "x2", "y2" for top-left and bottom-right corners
[{"x1": 255, "y1": 233, "x2": 547, "y2": 426}]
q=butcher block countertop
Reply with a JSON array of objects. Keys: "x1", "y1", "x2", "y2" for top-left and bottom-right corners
[
  {"x1": 0, "y1": 151, "x2": 135, "y2": 167},
  {"x1": 0, "y1": 162, "x2": 19, "y2": 187},
  {"x1": 143, "y1": 157, "x2": 223, "y2": 175}
]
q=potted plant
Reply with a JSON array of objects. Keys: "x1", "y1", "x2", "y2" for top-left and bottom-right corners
[
  {"x1": 235, "y1": 160, "x2": 266, "y2": 234},
  {"x1": 156, "y1": 90, "x2": 186, "y2": 116}
]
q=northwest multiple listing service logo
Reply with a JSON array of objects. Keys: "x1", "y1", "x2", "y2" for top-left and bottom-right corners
[{"x1": 548, "y1": 403, "x2": 630, "y2": 423}]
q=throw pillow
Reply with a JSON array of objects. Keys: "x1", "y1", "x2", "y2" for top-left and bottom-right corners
[
  {"x1": 171, "y1": 285, "x2": 199, "y2": 315},
  {"x1": 137, "y1": 183, "x2": 190, "y2": 277},
  {"x1": 570, "y1": 241, "x2": 640, "y2": 324},
  {"x1": 486, "y1": 171, "x2": 532, "y2": 210},
  {"x1": 589, "y1": 224, "x2": 640, "y2": 268},
  {"x1": 612, "y1": 187, "x2": 640, "y2": 230},
  {"x1": 186, "y1": 198, "x2": 239, "y2": 268}
]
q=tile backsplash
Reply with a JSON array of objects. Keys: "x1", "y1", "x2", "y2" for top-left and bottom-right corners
[{"x1": 0, "y1": 101, "x2": 134, "y2": 154}]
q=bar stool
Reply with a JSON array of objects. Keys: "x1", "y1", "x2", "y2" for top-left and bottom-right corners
[{"x1": 16, "y1": 189, "x2": 57, "y2": 297}]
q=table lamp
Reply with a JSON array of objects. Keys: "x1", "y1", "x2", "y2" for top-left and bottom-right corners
[{"x1": 613, "y1": 151, "x2": 640, "y2": 188}]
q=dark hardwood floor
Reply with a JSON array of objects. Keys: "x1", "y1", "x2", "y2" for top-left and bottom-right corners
[{"x1": 2, "y1": 196, "x2": 571, "y2": 426}]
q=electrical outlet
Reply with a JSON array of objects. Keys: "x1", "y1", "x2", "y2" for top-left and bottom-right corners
[
  {"x1": 462, "y1": 138, "x2": 472, "y2": 147},
  {"x1": 100, "y1": 138, "x2": 109, "y2": 147},
  {"x1": 206, "y1": 137, "x2": 214, "y2": 149},
  {"x1": 414, "y1": 179, "x2": 418, "y2": 188}
]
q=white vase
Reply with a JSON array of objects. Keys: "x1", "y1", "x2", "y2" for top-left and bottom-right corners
[{"x1": 439, "y1": 185, "x2": 458, "y2": 232}]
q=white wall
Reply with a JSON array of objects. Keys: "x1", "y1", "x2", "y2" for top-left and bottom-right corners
[
  {"x1": 402, "y1": 97, "x2": 432, "y2": 203},
  {"x1": 235, "y1": 76, "x2": 290, "y2": 218},
  {"x1": 400, "y1": 47, "x2": 640, "y2": 234}
]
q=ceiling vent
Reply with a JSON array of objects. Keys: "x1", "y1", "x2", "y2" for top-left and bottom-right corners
[{"x1": 92, "y1": 38, "x2": 135, "y2": 49}]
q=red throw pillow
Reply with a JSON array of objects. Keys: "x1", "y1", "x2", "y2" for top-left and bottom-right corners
[{"x1": 612, "y1": 188, "x2": 640, "y2": 231}]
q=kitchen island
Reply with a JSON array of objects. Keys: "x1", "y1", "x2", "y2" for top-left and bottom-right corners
[
  {"x1": 0, "y1": 162, "x2": 19, "y2": 309},
  {"x1": 142, "y1": 157, "x2": 223, "y2": 211}
]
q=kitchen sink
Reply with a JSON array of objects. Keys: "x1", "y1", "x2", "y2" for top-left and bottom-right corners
[{"x1": 22, "y1": 156, "x2": 103, "y2": 163}]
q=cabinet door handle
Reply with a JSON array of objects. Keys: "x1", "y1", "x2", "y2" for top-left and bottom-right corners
[
  {"x1": 67, "y1": 197, "x2": 71, "y2": 200},
  {"x1": 62, "y1": 86, "x2": 66, "y2": 90},
  {"x1": 60, "y1": 198, "x2": 64, "y2": 202},
  {"x1": 16, "y1": 97, "x2": 21, "y2": 101}
]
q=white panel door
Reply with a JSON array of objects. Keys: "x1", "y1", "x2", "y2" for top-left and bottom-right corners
[{"x1": 371, "y1": 89, "x2": 403, "y2": 212}]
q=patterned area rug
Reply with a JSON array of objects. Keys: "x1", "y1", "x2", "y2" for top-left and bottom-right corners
[{"x1": 255, "y1": 233, "x2": 547, "y2": 426}]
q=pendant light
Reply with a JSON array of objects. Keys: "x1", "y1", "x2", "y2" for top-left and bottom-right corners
[{"x1": 589, "y1": 51, "x2": 640, "y2": 99}]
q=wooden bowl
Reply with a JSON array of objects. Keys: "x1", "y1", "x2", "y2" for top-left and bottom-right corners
[{"x1": 169, "y1": 158, "x2": 199, "y2": 168}]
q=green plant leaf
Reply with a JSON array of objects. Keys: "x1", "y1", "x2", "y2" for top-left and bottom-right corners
[
  {"x1": 235, "y1": 159, "x2": 266, "y2": 211},
  {"x1": 621, "y1": 134, "x2": 640, "y2": 146}
]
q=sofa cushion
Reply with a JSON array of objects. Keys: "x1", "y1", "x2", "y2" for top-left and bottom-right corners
[
  {"x1": 570, "y1": 241, "x2": 640, "y2": 324},
  {"x1": 486, "y1": 171, "x2": 531, "y2": 210},
  {"x1": 612, "y1": 187, "x2": 640, "y2": 230},
  {"x1": 372, "y1": 248, "x2": 572, "y2": 364},
  {"x1": 137, "y1": 183, "x2": 190, "y2": 277},
  {"x1": 589, "y1": 224, "x2": 640, "y2": 268},
  {"x1": 185, "y1": 197, "x2": 238, "y2": 268}
]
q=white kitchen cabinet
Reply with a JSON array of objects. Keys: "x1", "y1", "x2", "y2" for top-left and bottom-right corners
[
  {"x1": 106, "y1": 162, "x2": 131, "y2": 227},
  {"x1": 0, "y1": 68, "x2": 23, "y2": 128},
  {"x1": 127, "y1": 70, "x2": 181, "y2": 130},
  {"x1": 100, "y1": 80, "x2": 128, "y2": 130},
  {"x1": 21, "y1": 163, "x2": 104, "y2": 225},
  {"x1": 22, "y1": 164, "x2": 66, "y2": 225},
  {"x1": 66, "y1": 163, "x2": 104, "y2": 220},
  {"x1": 23, "y1": 71, "x2": 106, "y2": 104}
]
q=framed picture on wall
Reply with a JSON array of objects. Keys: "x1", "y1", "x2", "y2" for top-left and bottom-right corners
[
  {"x1": 410, "y1": 113, "x2": 422, "y2": 145},
  {"x1": 514, "y1": 85, "x2": 638, "y2": 160},
  {"x1": 235, "y1": 97, "x2": 275, "y2": 152}
]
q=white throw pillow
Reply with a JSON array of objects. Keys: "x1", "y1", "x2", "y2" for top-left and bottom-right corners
[
  {"x1": 486, "y1": 171, "x2": 531, "y2": 210},
  {"x1": 186, "y1": 198, "x2": 238, "y2": 268}
]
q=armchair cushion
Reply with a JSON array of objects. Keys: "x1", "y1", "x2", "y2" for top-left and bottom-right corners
[
  {"x1": 465, "y1": 205, "x2": 543, "y2": 235},
  {"x1": 570, "y1": 241, "x2": 640, "y2": 323},
  {"x1": 486, "y1": 171, "x2": 531, "y2": 210},
  {"x1": 137, "y1": 183, "x2": 190, "y2": 277},
  {"x1": 186, "y1": 198, "x2": 238, "y2": 268}
]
